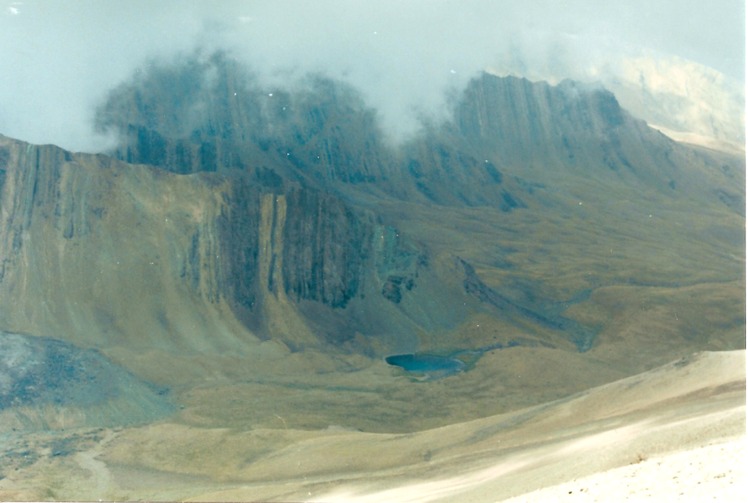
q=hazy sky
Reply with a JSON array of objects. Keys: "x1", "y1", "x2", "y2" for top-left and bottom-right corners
[{"x1": 0, "y1": 0, "x2": 744, "y2": 151}]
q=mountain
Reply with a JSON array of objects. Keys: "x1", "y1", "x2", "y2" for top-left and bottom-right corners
[
  {"x1": 488, "y1": 52, "x2": 746, "y2": 153},
  {"x1": 0, "y1": 53, "x2": 743, "y2": 440}
]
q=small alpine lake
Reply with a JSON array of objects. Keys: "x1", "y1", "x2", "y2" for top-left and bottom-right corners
[
  {"x1": 384, "y1": 353, "x2": 466, "y2": 379},
  {"x1": 385, "y1": 340, "x2": 547, "y2": 380}
]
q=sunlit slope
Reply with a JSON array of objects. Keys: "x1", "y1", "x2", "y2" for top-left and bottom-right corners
[
  {"x1": 0, "y1": 136, "x2": 256, "y2": 353},
  {"x1": 0, "y1": 133, "x2": 571, "y2": 371},
  {"x1": 377, "y1": 179, "x2": 744, "y2": 375},
  {"x1": 92, "y1": 55, "x2": 744, "y2": 357},
  {"x1": 0, "y1": 59, "x2": 743, "y2": 433},
  {"x1": 1, "y1": 350, "x2": 741, "y2": 501}
]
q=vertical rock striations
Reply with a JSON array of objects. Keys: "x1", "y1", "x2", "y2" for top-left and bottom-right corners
[
  {"x1": 0, "y1": 131, "x2": 433, "y2": 354},
  {"x1": 2, "y1": 57, "x2": 741, "y2": 361},
  {"x1": 281, "y1": 188, "x2": 371, "y2": 308}
]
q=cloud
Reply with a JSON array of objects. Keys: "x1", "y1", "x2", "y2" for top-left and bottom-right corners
[{"x1": 0, "y1": 0, "x2": 744, "y2": 152}]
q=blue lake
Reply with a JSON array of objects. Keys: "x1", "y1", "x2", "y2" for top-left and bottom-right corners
[{"x1": 385, "y1": 353, "x2": 466, "y2": 378}]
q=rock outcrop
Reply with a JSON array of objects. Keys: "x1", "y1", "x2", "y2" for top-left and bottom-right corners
[
  {"x1": 0, "y1": 133, "x2": 433, "y2": 354},
  {"x1": 0, "y1": 330, "x2": 172, "y2": 431},
  {"x1": 0, "y1": 53, "x2": 743, "y2": 372}
]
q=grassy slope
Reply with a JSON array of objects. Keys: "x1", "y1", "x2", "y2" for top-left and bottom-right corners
[
  {"x1": 0, "y1": 76, "x2": 744, "y2": 497},
  {"x1": 1, "y1": 132, "x2": 742, "y2": 436},
  {"x1": 1, "y1": 350, "x2": 741, "y2": 501}
]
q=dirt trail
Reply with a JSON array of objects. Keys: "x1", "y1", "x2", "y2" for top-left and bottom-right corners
[{"x1": 73, "y1": 429, "x2": 118, "y2": 498}]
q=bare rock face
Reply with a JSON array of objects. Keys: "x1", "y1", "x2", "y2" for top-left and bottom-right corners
[
  {"x1": 280, "y1": 187, "x2": 371, "y2": 308},
  {"x1": 0, "y1": 141, "x2": 72, "y2": 265},
  {"x1": 93, "y1": 54, "x2": 744, "y2": 215},
  {"x1": 94, "y1": 53, "x2": 524, "y2": 207},
  {"x1": 0, "y1": 133, "x2": 432, "y2": 355},
  {"x1": 213, "y1": 179, "x2": 376, "y2": 312},
  {"x1": 0, "y1": 53, "x2": 743, "y2": 375},
  {"x1": 95, "y1": 54, "x2": 391, "y2": 186}
]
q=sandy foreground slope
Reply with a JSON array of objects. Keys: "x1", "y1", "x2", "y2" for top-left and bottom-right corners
[
  {"x1": 308, "y1": 350, "x2": 745, "y2": 503},
  {"x1": 0, "y1": 350, "x2": 744, "y2": 502},
  {"x1": 501, "y1": 438, "x2": 745, "y2": 502}
]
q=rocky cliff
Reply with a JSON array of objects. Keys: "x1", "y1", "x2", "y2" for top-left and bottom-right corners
[
  {"x1": 0, "y1": 54, "x2": 743, "y2": 403},
  {"x1": 95, "y1": 54, "x2": 743, "y2": 214},
  {"x1": 0, "y1": 133, "x2": 439, "y2": 356}
]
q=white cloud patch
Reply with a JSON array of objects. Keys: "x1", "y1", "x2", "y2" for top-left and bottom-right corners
[
  {"x1": 0, "y1": 0, "x2": 744, "y2": 152},
  {"x1": 6, "y1": 2, "x2": 22, "y2": 15}
]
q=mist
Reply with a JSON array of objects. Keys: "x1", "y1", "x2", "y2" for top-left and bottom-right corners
[{"x1": 0, "y1": 0, "x2": 744, "y2": 152}]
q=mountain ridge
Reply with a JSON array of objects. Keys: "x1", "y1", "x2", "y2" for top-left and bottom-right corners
[{"x1": 0, "y1": 55, "x2": 743, "y2": 433}]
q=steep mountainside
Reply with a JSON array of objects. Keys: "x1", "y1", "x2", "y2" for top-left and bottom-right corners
[
  {"x1": 0, "y1": 134, "x2": 436, "y2": 355},
  {"x1": 0, "y1": 53, "x2": 743, "y2": 432},
  {"x1": 95, "y1": 55, "x2": 743, "y2": 214}
]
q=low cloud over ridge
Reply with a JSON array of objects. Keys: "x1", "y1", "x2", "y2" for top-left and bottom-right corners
[{"x1": 0, "y1": 0, "x2": 744, "y2": 152}]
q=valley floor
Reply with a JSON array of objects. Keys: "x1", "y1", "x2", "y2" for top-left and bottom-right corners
[{"x1": 0, "y1": 350, "x2": 743, "y2": 502}]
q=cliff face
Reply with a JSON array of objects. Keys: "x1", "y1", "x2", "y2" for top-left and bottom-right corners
[
  {"x1": 445, "y1": 76, "x2": 697, "y2": 202},
  {"x1": 0, "y1": 133, "x2": 435, "y2": 355},
  {"x1": 216, "y1": 183, "x2": 377, "y2": 312},
  {"x1": 0, "y1": 54, "x2": 743, "y2": 376},
  {"x1": 95, "y1": 55, "x2": 526, "y2": 207},
  {"x1": 95, "y1": 55, "x2": 392, "y2": 186},
  {"x1": 95, "y1": 56, "x2": 743, "y2": 215},
  {"x1": 453, "y1": 76, "x2": 627, "y2": 151},
  {"x1": 0, "y1": 134, "x2": 251, "y2": 352},
  {"x1": 280, "y1": 188, "x2": 371, "y2": 308},
  {"x1": 0, "y1": 140, "x2": 74, "y2": 270}
]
